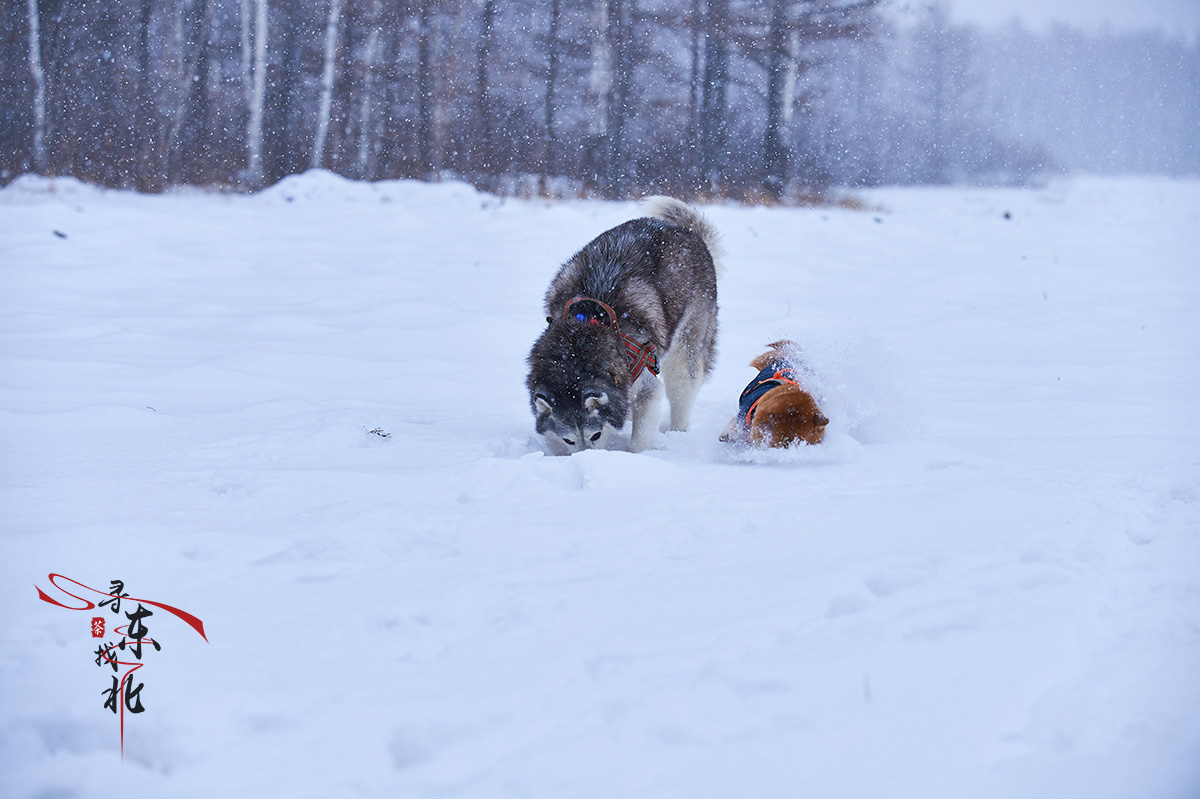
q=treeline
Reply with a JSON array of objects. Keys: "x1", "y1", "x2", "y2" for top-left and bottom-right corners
[
  {"x1": 0, "y1": 1, "x2": 1195, "y2": 200},
  {"x1": 1, "y1": 0, "x2": 886, "y2": 199}
]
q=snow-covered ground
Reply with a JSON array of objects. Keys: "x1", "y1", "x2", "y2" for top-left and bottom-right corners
[{"x1": 1, "y1": 172, "x2": 1197, "y2": 798}]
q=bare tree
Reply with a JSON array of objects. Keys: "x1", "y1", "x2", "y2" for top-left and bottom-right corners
[
  {"x1": 134, "y1": 0, "x2": 166, "y2": 191},
  {"x1": 908, "y1": 2, "x2": 969, "y2": 183},
  {"x1": 265, "y1": 0, "x2": 308, "y2": 183},
  {"x1": 172, "y1": 0, "x2": 217, "y2": 183},
  {"x1": 416, "y1": 0, "x2": 435, "y2": 178},
  {"x1": 312, "y1": 0, "x2": 343, "y2": 169},
  {"x1": 25, "y1": 0, "x2": 47, "y2": 174},
  {"x1": 354, "y1": 0, "x2": 383, "y2": 178},
  {"x1": 583, "y1": 0, "x2": 635, "y2": 198},
  {"x1": 585, "y1": 0, "x2": 613, "y2": 188},
  {"x1": 240, "y1": 0, "x2": 252, "y2": 109},
  {"x1": 603, "y1": 0, "x2": 634, "y2": 199},
  {"x1": 762, "y1": 0, "x2": 790, "y2": 198},
  {"x1": 245, "y1": 0, "x2": 268, "y2": 188},
  {"x1": 474, "y1": 0, "x2": 497, "y2": 177},
  {"x1": 543, "y1": 0, "x2": 563, "y2": 180},
  {"x1": 756, "y1": 0, "x2": 879, "y2": 196},
  {"x1": 688, "y1": 0, "x2": 703, "y2": 182},
  {"x1": 699, "y1": 0, "x2": 729, "y2": 188}
]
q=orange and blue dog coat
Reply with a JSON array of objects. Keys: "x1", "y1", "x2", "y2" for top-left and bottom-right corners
[{"x1": 737, "y1": 364, "x2": 801, "y2": 426}]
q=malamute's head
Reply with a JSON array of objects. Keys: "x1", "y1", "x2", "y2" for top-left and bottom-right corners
[{"x1": 527, "y1": 322, "x2": 630, "y2": 454}]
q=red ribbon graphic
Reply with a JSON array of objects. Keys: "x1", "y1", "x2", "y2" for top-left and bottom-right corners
[{"x1": 35, "y1": 573, "x2": 207, "y2": 641}]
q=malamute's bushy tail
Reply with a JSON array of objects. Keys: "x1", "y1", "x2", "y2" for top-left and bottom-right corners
[{"x1": 642, "y1": 196, "x2": 726, "y2": 276}]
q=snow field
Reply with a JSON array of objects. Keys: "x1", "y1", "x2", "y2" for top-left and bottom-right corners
[{"x1": 1, "y1": 172, "x2": 1198, "y2": 798}]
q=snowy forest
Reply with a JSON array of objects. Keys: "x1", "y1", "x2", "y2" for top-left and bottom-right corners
[{"x1": 1, "y1": 0, "x2": 1197, "y2": 200}]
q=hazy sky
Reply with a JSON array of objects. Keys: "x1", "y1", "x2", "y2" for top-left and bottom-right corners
[{"x1": 940, "y1": 0, "x2": 1200, "y2": 36}]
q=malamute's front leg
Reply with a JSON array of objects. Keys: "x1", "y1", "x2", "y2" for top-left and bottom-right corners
[
  {"x1": 629, "y1": 373, "x2": 663, "y2": 452},
  {"x1": 661, "y1": 306, "x2": 715, "y2": 432},
  {"x1": 661, "y1": 346, "x2": 702, "y2": 432}
]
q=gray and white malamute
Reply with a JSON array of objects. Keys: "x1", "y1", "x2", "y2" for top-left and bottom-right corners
[{"x1": 526, "y1": 197, "x2": 722, "y2": 454}]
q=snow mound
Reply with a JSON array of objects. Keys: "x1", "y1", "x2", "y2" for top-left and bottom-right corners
[
  {"x1": 258, "y1": 168, "x2": 487, "y2": 209},
  {"x1": 0, "y1": 174, "x2": 109, "y2": 203}
]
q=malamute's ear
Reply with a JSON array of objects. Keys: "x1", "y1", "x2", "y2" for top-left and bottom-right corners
[
  {"x1": 533, "y1": 391, "x2": 553, "y2": 416},
  {"x1": 584, "y1": 391, "x2": 609, "y2": 413}
]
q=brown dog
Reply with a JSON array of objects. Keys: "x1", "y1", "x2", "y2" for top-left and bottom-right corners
[{"x1": 720, "y1": 341, "x2": 828, "y2": 447}]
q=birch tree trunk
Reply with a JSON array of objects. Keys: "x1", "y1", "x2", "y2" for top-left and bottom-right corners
[
  {"x1": 26, "y1": 0, "x2": 48, "y2": 173},
  {"x1": 240, "y1": 0, "x2": 252, "y2": 107},
  {"x1": 245, "y1": 0, "x2": 267, "y2": 187},
  {"x1": 543, "y1": 0, "x2": 561, "y2": 181},
  {"x1": 355, "y1": 0, "x2": 383, "y2": 179},
  {"x1": 311, "y1": 0, "x2": 343, "y2": 170},
  {"x1": 585, "y1": 0, "x2": 611, "y2": 189},
  {"x1": 699, "y1": 0, "x2": 728, "y2": 187}
]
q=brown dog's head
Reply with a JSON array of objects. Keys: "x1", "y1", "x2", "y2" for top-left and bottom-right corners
[
  {"x1": 746, "y1": 382, "x2": 828, "y2": 446},
  {"x1": 721, "y1": 340, "x2": 828, "y2": 447}
]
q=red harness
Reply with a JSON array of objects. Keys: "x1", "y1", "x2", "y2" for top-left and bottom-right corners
[{"x1": 562, "y1": 296, "x2": 660, "y2": 380}]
